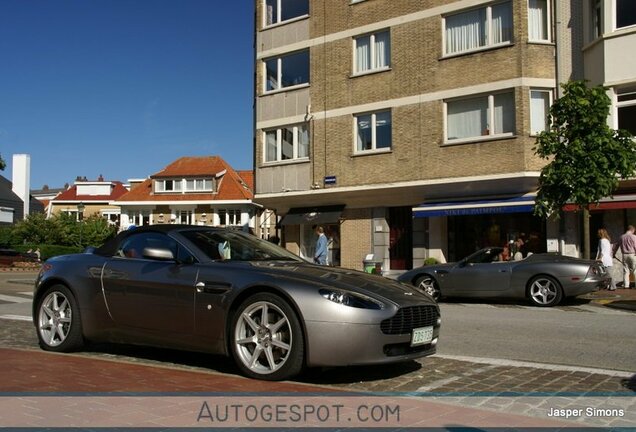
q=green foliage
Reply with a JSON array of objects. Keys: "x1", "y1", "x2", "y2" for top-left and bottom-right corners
[
  {"x1": 13, "y1": 244, "x2": 82, "y2": 260},
  {"x1": 423, "y1": 257, "x2": 439, "y2": 265},
  {"x1": 9, "y1": 212, "x2": 116, "y2": 249},
  {"x1": 534, "y1": 80, "x2": 636, "y2": 218},
  {"x1": 0, "y1": 154, "x2": 5, "y2": 171}
]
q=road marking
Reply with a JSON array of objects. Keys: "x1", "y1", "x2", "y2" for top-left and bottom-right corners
[
  {"x1": 0, "y1": 294, "x2": 32, "y2": 303},
  {"x1": 415, "y1": 364, "x2": 499, "y2": 392},
  {"x1": 18, "y1": 292, "x2": 33, "y2": 297},
  {"x1": 433, "y1": 354, "x2": 634, "y2": 377},
  {"x1": 0, "y1": 315, "x2": 31, "y2": 322}
]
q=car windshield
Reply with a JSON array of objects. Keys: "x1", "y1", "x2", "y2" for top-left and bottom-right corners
[
  {"x1": 180, "y1": 229, "x2": 302, "y2": 262},
  {"x1": 463, "y1": 247, "x2": 505, "y2": 264}
]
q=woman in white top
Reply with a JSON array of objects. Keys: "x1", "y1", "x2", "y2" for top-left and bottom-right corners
[{"x1": 596, "y1": 228, "x2": 616, "y2": 290}]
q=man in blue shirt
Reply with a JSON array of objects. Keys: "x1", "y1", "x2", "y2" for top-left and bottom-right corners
[{"x1": 314, "y1": 226, "x2": 328, "y2": 265}]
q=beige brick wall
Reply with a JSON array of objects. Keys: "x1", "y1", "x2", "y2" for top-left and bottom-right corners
[{"x1": 339, "y1": 208, "x2": 372, "y2": 271}]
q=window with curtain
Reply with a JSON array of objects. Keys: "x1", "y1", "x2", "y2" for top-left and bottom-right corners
[
  {"x1": 264, "y1": 50, "x2": 309, "y2": 92},
  {"x1": 445, "y1": 2, "x2": 512, "y2": 55},
  {"x1": 528, "y1": 0, "x2": 549, "y2": 41},
  {"x1": 446, "y1": 91, "x2": 515, "y2": 142},
  {"x1": 354, "y1": 30, "x2": 391, "y2": 74},
  {"x1": 264, "y1": 0, "x2": 308, "y2": 26},
  {"x1": 355, "y1": 111, "x2": 392, "y2": 152},
  {"x1": 530, "y1": 90, "x2": 551, "y2": 135},
  {"x1": 263, "y1": 124, "x2": 311, "y2": 163}
]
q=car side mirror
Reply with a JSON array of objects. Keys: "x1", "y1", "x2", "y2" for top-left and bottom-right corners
[{"x1": 143, "y1": 247, "x2": 175, "y2": 261}]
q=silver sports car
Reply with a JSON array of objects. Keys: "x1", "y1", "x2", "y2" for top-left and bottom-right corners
[
  {"x1": 33, "y1": 225, "x2": 440, "y2": 380},
  {"x1": 398, "y1": 247, "x2": 610, "y2": 307}
]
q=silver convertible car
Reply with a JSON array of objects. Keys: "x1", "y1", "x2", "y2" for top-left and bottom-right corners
[
  {"x1": 33, "y1": 225, "x2": 440, "y2": 380},
  {"x1": 398, "y1": 247, "x2": 610, "y2": 307}
]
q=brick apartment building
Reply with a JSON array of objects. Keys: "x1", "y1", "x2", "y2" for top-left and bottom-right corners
[{"x1": 253, "y1": 0, "x2": 635, "y2": 270}]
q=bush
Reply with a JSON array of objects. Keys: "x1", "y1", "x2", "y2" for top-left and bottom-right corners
[
  {"x1": 423, "y1": 257, "x2": 439, "y2": 265},
  {"x1": 13, "y1": 244, "x2": 83, "y2": 261}
]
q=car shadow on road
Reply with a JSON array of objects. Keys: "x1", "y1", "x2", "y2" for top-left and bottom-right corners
[
  {"x1": 298, "y1": 361, "x2": 422, "y2": 385},
  {"x1": 439, "y1": 296, "x2": 593, "y2": 307}
]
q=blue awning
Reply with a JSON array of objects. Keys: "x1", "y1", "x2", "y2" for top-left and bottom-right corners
[{"x1": 413, "y1": 195, "x2": 535, "y2": 218}]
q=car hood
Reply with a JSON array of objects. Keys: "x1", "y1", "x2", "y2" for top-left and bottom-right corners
[{"x1": 248, "y1": 261, "x2": 436, "y2": 307}]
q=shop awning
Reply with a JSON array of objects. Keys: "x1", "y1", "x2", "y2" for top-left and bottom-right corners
[
  {"x1": 280, "y1": 205, "x2": 345, "y2": 226},
  {"x1": 413, "y1": 195, "x2": 535, "y2": 218},
  {"x1": 563, "y1": 198, "x2": 636, "y2": 212}
]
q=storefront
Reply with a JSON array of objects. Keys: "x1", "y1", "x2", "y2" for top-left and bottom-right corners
[{"x1": 414, "y1": 195, "x2": 546, "y2": 262}]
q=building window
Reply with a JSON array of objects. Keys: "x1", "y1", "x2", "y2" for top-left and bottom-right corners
[
  {"x1": 530, "y1": 90, "x2": 551, "y2": 135},
  {"x1": 616, "y1": 0, "x2": 636, "y2": 29},
  {"x1": 354, "y1": 30, "x2": 390, "y2": 74},
  {"x1": 618, "y1": 89, "x2": 636, "y2": 136},
  {"x1": 177, "y1": 210, "x2": 193, "y2": 225},
  {"x1": 528, "y1": 0, "x2": 550, "y2": 41},
  {"x1": 156, "y1": 179, "x2": 182, "y2": 192},
  {"x1": 264, "y1": 0, "x2": 308, "y2": 27},
  {"x1": 264, "y1": 124, "x2": 309, "y2": 163},
  {"x1": 219, "y1": 209, "x2": 241, "y2": 226},
  {"x1": 591, "y1": 0, "x2": 602, "y2": 39},
  {"x1": 264, "y1": 50, "x2": 310, "y2": 92},
  {"x1": 444, "y1": 2, "x2": 513, "y2": 56},
  {"x1": 184, "y1": 178, "x2": 214, "y2": 192},
  {"x1": 445, "y1": 91, "x2": 515, "y2": 142},
  {"x1": 355, "y1": 111, "x2": 392, "y2": 152}
]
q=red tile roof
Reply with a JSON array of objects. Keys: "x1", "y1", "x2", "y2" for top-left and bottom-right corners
[
  {"x1": 52, "y1": 182, "x2": 129, "y2": 202},
  {"x1": 117, "y1": 156, "x2": 253, "y2": 202}
]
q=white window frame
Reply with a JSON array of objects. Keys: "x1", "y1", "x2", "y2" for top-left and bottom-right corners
[
  {"x1": 528, "y1": 0, "x2": 551, "y2": 42},
  {"x1": 353, "y1": 110, "x2": 392, "y2": 154},
  {"x1": 616, "y1": 88, "x2": 636, "y2": 135},
  {"x1": 184, "y1": 178, "x2": 215, "y2": 193},
  {"x1": 615, "y1": 0, "x2": 636, "y2": 31},
  {"x1": 529, "y1": 89, "x2": 553, "y2": 136},
  {"x1": 442, "y1": 1, "x2": 513, "y2": 57},
  {"x1": 352, "y1": 30, "x2": 391, "y2": 76},
  {"x1": 262, "y1": 0, "x2": 309, "y2": 28},
  {"x1": 263, "y1": 50, "x2": 310, "y2": 94},
  {"x1": 443, "y1": 91, "x2": 516, "y2": 144},
  {"x1": 263, "y1": 124, "x2": 310, "y2": 163},
  {"x1": 218, "y1": 209, "x2": 242, "y2": 226}
]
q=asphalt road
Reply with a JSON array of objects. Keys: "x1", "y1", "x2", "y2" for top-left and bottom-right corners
[{"x1": 436, "y1": 301, "x2": 635, "y2": 372}]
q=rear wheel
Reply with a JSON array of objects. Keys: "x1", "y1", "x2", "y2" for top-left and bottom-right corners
[
  {"x1": 415, "y1": 275, "x2": 441, "y2": 301},
  {"x1": 527, "y1": 275, "x2": 563, "y2": 307},
  {"x1": 36, "y1": 285, "x2": 84, "y2": 352},
  {"x1": 231, "y1": 293, "x2": 304, "y2": 381}
]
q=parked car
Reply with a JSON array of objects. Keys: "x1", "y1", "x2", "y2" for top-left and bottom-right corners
[
  {"x1": 33, "y1": 225, "x2": 440, "y2": 380},
  {"x1": 398, "y1": 247, "x2": 610, "y2": 307}
]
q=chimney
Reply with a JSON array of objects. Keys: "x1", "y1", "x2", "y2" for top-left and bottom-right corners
[{"x1": 12, "y1": 154, "x2": 30, "y2": 219}]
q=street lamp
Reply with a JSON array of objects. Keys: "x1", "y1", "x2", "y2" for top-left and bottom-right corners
[{"x1": 77, "y1": 202, "x2": 85, "y2": 249}]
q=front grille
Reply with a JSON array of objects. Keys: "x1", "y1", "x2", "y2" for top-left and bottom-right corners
[
  {"x1": 383, "y1": 342, "x2": 435, "y2": 357},
  {"x1": 380, "y1": 305, "x2": 438, "y2": 335}
]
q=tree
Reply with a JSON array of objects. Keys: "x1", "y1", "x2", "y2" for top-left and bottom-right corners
[
  {"x1": 534, "y1": 80, "x2": 636, "y2": 258},
  {"x1": 0, "y1": 154, "x2": 5, "y2": 171}
]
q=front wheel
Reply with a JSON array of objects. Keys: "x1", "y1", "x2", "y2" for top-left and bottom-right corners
[
  {"x1": 415, "y1": 275, "x2": 441, "y2": 301},
  {"x1": 36, "y1": 285, "x2": 84, "y2": 352},
  {"x1": 527, "y1": 275, "x2": 563, "y2": 307},
  {"x1": 231, "y1": 293, "x2": 304, "y2": 381}
]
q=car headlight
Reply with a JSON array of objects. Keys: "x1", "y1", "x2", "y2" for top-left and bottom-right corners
[{"x1": 319, "y1": 289, "x2": 384, "y2": 310}]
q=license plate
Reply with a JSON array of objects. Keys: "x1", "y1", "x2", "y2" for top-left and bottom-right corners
[{"x1": 411, "y1": 326, "x2": 433, "y2": 346}]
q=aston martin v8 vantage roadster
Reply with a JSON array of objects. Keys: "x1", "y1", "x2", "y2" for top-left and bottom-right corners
[
  {"x1": 398, "y1": 247, "x2": 609, "y2": 307},
  {"x1": 33, "y1": 225, "x2": 440, "y2": 380}
]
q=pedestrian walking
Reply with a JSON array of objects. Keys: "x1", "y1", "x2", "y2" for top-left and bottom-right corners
[
  {"x1": 613, "y1": 225, "x2": 636, "y2": 288},
  {"x1": 596, "y1": 228, "x2": 616, "y2": 290},
  {"x1": 314, "y1": 226, "x2": 328, "y2": 265}
]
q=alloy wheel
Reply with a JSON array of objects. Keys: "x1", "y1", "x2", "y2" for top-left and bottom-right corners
[{"x1": 38, "y1": 291, "x2": 73, "y2": 347}]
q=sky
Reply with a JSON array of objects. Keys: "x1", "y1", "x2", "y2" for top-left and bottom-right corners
[{"x1": 0, "y1": 0, "x2": 254, "y2": 189}]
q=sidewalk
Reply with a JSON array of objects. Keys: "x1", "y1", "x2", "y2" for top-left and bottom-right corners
[
  {"x1": 0, "y1": 347, "x2": 590, "y2": 429},
  {"x1": 583, "y1": 286, "x2": 636, "y2": 312}
]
